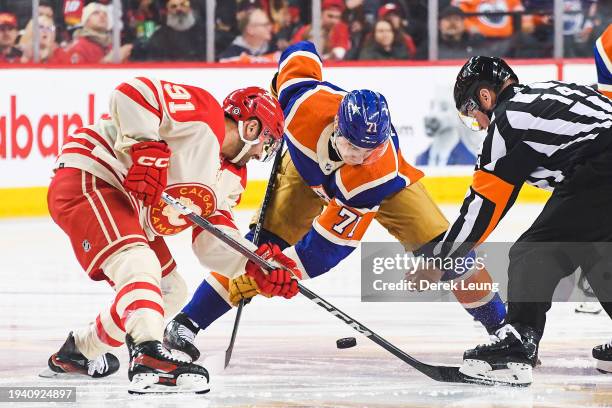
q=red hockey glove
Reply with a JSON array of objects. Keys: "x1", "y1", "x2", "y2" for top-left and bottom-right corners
[
  {"x1": 123, "y1": 141, "x2": 171, "y2": 206},
  {"x1": 245, "y1": 243, "x2": 302, "y2": 299}
]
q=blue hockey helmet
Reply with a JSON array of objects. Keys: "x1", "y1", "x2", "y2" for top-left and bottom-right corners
[{"x1": 337, "y1": 90, "x2": 392, "y2": 149}]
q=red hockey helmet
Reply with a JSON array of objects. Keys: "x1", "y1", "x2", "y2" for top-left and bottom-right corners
[{"x1": 223, "y1": 86, "x2": 284, "y2": 162}]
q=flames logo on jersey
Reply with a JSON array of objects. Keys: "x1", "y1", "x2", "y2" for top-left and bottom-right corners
[{"x1": 147, "y1": 183, "x2": 217, "y2": 236}]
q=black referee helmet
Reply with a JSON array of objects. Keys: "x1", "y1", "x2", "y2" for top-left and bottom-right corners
[{"x1": 454, "y1": 56, "x2": 519, "y2": 114}]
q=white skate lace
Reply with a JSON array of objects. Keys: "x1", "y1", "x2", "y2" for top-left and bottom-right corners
[
  {"x1": 157, "y1": 343, "x2": 190, "y2": 363},
  {"x1": 603, "y1": 340, "x2": 612, "y2": 351},
  {"x1": 178, "y1": 324, "x2": 196, "y2": 344},
  {"x1": 87, "y1": 354, "x2": 107, "y2": 376},
  {"x1": 482, "y1": 324, "x2": 522, "y2": 347}
]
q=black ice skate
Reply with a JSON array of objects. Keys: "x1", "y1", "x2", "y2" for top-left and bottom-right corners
[
  {"x1": 126, "y1": 334, "x2": 209, "y2": 394},
  {"x1": 41, "y1": 332, "x2": 120, "y2": 378},
  {"x1": 459, "y1": 324, "x2": 539, "y2": 386},
  {"x1": 163, "y1": 312, "x2": 201, "y2": 362},
  {"x1": 593, "y1": 340, "x2": 612, "y2": 373}
]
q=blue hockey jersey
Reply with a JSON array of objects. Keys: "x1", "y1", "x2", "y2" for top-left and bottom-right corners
[
  {"x1": 595, "y1": 24, "x2": 612, "y2": 99},
  {"x1": 276, "y1": 41, "x2": 424, "y2": 278}
]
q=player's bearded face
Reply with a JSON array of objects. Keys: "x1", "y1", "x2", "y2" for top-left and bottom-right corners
[{"x1": 234, "y1": 120, "x2": 281, "y2": 165}]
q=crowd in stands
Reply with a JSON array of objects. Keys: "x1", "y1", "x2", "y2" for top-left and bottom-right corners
[{"x1": 0, "y1": 0, "x2": 610, "y2": 64}]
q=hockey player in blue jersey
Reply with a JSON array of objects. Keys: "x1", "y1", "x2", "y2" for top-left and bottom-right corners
[
  {"x1": 595, "y1": 23, "x2": 612, "y2": 99},
  {"x1": 162, "y1": 41, "x2": 507, "y2": 363}
]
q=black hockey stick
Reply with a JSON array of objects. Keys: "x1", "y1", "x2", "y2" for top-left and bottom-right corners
[
  {"x1": 224, "y1": 140, "x2": 285, "y2": 368},
  {"x1": 93, "y1": 146, "x2": 515, "y2": 386},
  {"x1": 160, "y1": 191, "x2": 516, "y2": 386}
]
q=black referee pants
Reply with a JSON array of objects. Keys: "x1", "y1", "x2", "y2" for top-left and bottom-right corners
[{"x1": 506, "y1": 149, "x2": 612, "y2": 338}]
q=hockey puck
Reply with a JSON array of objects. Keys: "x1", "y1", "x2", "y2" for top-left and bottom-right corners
[{"x1": 336, "y1": 337, "x2": 357, "y2": 349}]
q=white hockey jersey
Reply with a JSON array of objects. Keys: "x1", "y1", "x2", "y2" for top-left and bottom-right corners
[{"x1": 55, "y1": 76, "x2": 255, "y2": 279}]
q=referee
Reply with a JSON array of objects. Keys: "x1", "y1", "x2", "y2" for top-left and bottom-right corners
[{"x1": 437, "y1": 56, "x2": 612, "y2": 385}]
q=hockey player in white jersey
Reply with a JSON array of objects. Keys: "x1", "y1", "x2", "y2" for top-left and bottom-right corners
[{"x1": 45, "y1": 78, "x2": 301, "y2": 393}]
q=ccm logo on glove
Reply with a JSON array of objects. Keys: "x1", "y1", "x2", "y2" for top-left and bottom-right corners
[
  {"x1": 123, "y1": 141, "x2": 171, "y2": 206},
  {"x1": 136, "y1": 156, "x2": 170, "y2": 167}
]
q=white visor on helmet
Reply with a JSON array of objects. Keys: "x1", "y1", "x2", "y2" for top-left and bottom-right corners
[
  {"x1": 458, "y1": 98, "x2": 484, "y2": 131},
  {"x1": 334, "y1": 133, "x2": 389, "y2": 166}
]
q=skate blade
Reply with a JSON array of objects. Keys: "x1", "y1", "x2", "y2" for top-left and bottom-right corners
[
  {"x1": 596, "y1": 359, "x2": 612, "y2": 374},
  {"x1": 39, "y1": 368, "x2": 63, "y2": 378},
  {"x1": 38, "y1": 368, "x2": 88, "y2": 379},
  {"x1": 459, "y1": 359, "x2": 532, "y2": 387},
  {"x1": 128, "y1": 373, "x2": 210, "y2": 395}
]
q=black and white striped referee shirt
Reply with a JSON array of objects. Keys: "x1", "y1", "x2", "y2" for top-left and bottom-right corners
[{"x1": 440, "y1": 80, "x2": 612, "y2": 258}]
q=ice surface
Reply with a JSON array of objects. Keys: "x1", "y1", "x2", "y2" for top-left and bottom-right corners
[{"x1": 2, "y1": 204, "x2": 612, "y2": 407}]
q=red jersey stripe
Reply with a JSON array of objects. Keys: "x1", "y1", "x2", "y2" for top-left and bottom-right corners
[
  {"x1": 74, "y1": 127, "x2": 116, "y2": 156},
  {"x1": 116, "y1": 82, "x2": 162, "y2": 122},
  {"x1": 61, "y1": 147, "x2": 124, "y2": 183},
  {"x1": 95, "y1": 315, "x2": 124, "y2": 347},
  {"x1": 109, "y1": 305, "x2": 125, "y2": 332},
  {"x1": 207, "y1": 214, "x2": 237, "y2": 230},
  {"x1": 114, "y1": 281, "x2": 163, "y2": 303},
  {"x1": 136, "y1": 76, "x2": 163, "y2": 115},
  {"x1": 122, "y1": 299, "x2": 165, "y2": 321}
]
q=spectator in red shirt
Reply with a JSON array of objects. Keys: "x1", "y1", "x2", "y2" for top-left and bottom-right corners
[
  {"x1": 0, "y1": 13, "x2": 22, "y2": 63},
  {"x1": 65, "y1": 2, "x2": 132, "y2": 63},
  {"x1": 291, "y1": 0, "x2": 350, "y2": 60},
  {"x1": 18, "y1": 15, "x2": 69, "y2": 63}
]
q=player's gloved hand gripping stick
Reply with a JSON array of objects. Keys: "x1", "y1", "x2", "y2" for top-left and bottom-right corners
[
  {"x1": 224, "y1": 138, "x2": 285, "y2": 369},
  {"x1": 159, "y1": 192, "x2": 524, "y2": 387},
  {"x1": 93, "y1": 146, "x2": 519, "y2": 386}
]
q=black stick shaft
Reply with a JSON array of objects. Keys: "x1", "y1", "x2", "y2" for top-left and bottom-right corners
[
  {"x1": 223, "y1": 141, "x2": 285, "y2": 368},
  {"x1": 96, "y1": 144, "x2": 497, "y2": 386},
  {"x1": 252, "y1": 141, "x2": 284, "y2": 245},
  {"x1": 161, "y1": 189, "x2": 470, "y2": 384}
]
